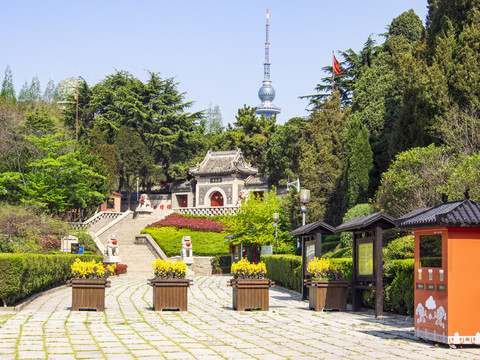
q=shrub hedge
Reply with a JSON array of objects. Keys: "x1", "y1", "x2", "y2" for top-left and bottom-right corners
[
  {"x1": 0, "y1": 253, "x2": 103, "y2": 306},
  {"x1": 261, "y1": 254, "x2": 414, "y2": 315},
  {"x1": 141, "y1": 226, "x2": 229, "y2": 257},
  {"x1": 261, "y1": 255, "x2": 303, "y2": 292}
]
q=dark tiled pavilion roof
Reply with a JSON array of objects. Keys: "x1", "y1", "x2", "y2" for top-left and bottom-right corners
[
  {"x1": 290, "y1": 221, "x2": 335, "y2": 236},
  {"x1": 190, "y1": 149, "x2": 258, "y2": 177},
  {"x1": 397, "y1": 199, "x2": 480, "y2": 228},
  {"x1": 335, "y1": 212, "x2": 396, "y2": 233}
]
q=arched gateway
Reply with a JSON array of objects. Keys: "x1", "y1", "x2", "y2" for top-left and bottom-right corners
[{"x1": 210, "y1": 191, "x2": 224, "y2": 207}]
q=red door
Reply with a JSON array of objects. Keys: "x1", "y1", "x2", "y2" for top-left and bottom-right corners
[
  {"x1": 211, "y1": 191, "x2": 224, "y2": 207},
  {"x1": 179, "y1": 195, "x2": 188, "y2": 208}
]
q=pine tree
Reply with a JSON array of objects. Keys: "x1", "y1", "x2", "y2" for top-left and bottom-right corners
[{"x1": 0, "y1": 65, "x2": 16, "y2": 102}]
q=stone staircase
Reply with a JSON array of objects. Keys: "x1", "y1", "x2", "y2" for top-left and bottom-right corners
[{"x1": 95, "y1": 209, "x2": 172, "y2": 275}]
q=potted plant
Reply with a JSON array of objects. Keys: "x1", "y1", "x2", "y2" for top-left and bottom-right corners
[
  {"x1": 149, "y1": 259, "x2": 192, "y2": 311},
  {"x1": 228, "y1": 258, "x2": 275, "y2": 311},
  {"x1": 305, "y1": 257, "x2": 350, "y2": 311},
  {"x1": 67, "y1": 258, "x2": 116, "y2": 311}
]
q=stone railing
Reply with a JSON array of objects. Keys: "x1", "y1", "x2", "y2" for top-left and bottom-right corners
[
  {"x1": 174, "y1": 206, "x2": 238, "y2": 216},
  {"x1": 88, "y1": 231, "x2": 106, "y2": 255},
  {"x1": 67, "y1": 211, "x2": 124, "y2": 231},
  {"x1": 134, "y1": 234, "x2": 168, "y2": 261}
]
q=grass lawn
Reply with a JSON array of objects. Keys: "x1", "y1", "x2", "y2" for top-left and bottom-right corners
[{"x1": 141, "y1": 226, "x2": 230, "y2": 257}]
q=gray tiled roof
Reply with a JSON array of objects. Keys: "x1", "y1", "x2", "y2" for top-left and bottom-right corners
[
  {"x1": 170, "y1": 178, "x2": 195, "y2": 192},
  {"x1": 190, "y1": 149, "x2": 258, "y2": 176},
  {"x1": 335, "y1": 212, "x2": 396, "y2": 233},
  {"x1": 244, "y1": 175, "x2": 269, "y2": 186},
  {"x1": 397, "y1": 200, "x2": 480, "y2": 228},
  {"x1": 290, "y1": 221, "x2": 335, "y2": 236}
]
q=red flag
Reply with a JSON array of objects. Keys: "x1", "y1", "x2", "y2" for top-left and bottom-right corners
[{"x1": 333, "y1": 54, "x2": 342, "y2": 75}]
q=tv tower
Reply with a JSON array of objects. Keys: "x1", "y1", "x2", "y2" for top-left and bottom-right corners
[{"x1": 255, "y1": 9, "x2": 281, "y2": 119}]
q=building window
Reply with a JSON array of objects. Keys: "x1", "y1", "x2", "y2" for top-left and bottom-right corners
[
  {"x1": 211, "y1": 191, "x2": 224, "y2": 207},
  {"x1": 106, "y1": 198, "x2": 115, "y2": 209}
]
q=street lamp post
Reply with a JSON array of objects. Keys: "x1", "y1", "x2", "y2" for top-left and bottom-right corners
[
  {"x1": 299, "y1": 189, "x2": 310, "y2": 226},
  {"x1": 136, "y1": 175, "x2": 139, "y2": 202},
  {"x1": 273, "y1": 212, "x2": 279, "y2": 255}
]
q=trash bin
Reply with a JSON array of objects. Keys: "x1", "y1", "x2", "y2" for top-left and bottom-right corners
[{"x1": 78, "y1": 246, "x2": 84, "y2": 255}]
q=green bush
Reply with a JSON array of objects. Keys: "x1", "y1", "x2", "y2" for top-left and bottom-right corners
[
  {"x1": 358, "y1": 259, "x2": 414, "y2": 315},
  {"x1": 211, "y1": 255, "x2": 232, "y2": 270},
  {"x1": 261, "y1": 255, "x2": 302, "y2": 292},
  {"x1": 383, "y1": 235, "x2": 414, "y2": 260},
  {"x1": 339, "y1": 204, "x2": 374, "y2": 247},
  {"x1": 261, "y1": 254, "x2": 414, "y2": 315},
  {"x1": 323, "y1": 247, "x2": 353, "y2": 259},
  {"x1": 322, "y1": 240, "x2": 340, "y2": 254},
  {"x1": 0, "y1": 253, "x2": 102, "y2": 306},
  {"x1": 329, "y1": 258, "x2": 353, "y2": 281},
  {"x1": 141, "y1": 226, "x2": 229, "y2": 257},
  {"x1": 384, "y1": 259, "x2": 414, "y2": 315},
  {"x1": 74, "y1": 231, "x2": 102, "y2": 255}
]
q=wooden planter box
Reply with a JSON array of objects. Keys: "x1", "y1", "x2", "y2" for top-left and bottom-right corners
[
  {"x1": 229, "y1": 279, "x2": 275, "y2": 311},
  {"x1": 149, "y1": 278, "x2": 192, "y2": 311},
  {"x1": 305, "y1": 280, "x2": 350, "y2": 311},
  {"x1": 67, "y1": 278, "x2": 111, "y2": 311}
]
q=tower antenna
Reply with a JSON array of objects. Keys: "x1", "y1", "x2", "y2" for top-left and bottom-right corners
[{"x1": 255, "y1": 9, "x2": 281, "y2": 119}]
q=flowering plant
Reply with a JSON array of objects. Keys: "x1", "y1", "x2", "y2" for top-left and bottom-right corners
[
  {"x1": 231, "y1": 258, "x2": 267, "y2": 279},
  {"x1": 307, "y1": 257, "x2": 343, "y2": 281},
  {"x1": 71, "y1": 259, "x2": 116, "y2": 279},
  {"x1": 146, "y1": 214, "x2": 227, "y2": 233},
  {"x1": 152, "y1": 259, "x2": 187, "y2": 279}
]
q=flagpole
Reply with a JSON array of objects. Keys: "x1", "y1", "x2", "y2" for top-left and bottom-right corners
[
  {"x1": 75, "y1": 82, "x2": 79, "y2": 141},
  {"x1": 332, "y1": 50, "x2": 335, "y2": 94}
]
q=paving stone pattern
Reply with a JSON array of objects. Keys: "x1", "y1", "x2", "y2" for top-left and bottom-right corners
[{"x1": 0, "y1": 275, "x2": 479, "y2": 359}]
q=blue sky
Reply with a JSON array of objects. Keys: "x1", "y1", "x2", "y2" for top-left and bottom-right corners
[{"x1": 1, "y1": 1, "x2": 428, "y2": 125}]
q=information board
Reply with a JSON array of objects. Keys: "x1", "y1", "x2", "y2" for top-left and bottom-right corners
[{"x1": 358, "y1": 242, "x2": 373, "y2": 276}]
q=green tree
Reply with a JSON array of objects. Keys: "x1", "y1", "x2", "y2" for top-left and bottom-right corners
[
  {"x1": 299, "y1": 92, "x2": 348, "y2": 224},
  {"x1": 391, "y1": 2, "x2": 480, "y2": 156},
  {"x1": 224, "y1": 189, "x2": 281, "y2": 246},
  {"x1": 43, "y1": 79, "x2": 56, "y2": 103},
  {"x1": 205, "y1": 104, "x2": 224, "y2": 134},
  {"x1": 342, "y1": 119, "x2": 373, "y2": 210},
  {"x1": 114, "y1": 126, "x2": 154, "y2": 208},
  {"x1": 84, "y1": 70, "x2": 204, "y2": 181},
  {"x1": 0, "y1": 65, "x2": 16, "y2": 102},
  {"x1": 266, "y1": 117, "x2": 307, "y2": 184},
  {"x1": 303, "y1": 36, "x2": 382, "y2": 107},
  {"x1": 374, "y1": 144, "x2": 480, "y2": 217},
  {"x1": 62, "y1": 79, "x2": 95, "y2": 140},
  {"x1": 0, "y1": 134, "x2": 108, "y2": 215},
  {"x1": 224, "y1": 105, "x2": 276, "y2": 173},
  {"x1": 17, "y1": 80, "x2": 29, "y2": 103}
]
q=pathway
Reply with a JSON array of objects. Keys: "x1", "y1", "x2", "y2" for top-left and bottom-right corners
[{"x1": 0, "y1": 275, "x2": 479, "y2": 359}]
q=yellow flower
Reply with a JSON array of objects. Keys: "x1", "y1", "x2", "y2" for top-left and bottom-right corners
[
  {"x1": 152, "y1": 259, "x2": 187, "y2": 279},
  {"x1": 231, "y1": 258, "x2": 267, "y2": 279}
]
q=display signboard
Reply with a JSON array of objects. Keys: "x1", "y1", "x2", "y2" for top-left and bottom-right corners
[
  {"x1": 357, "y1": 242, "x2": 373, "y2": 276},
  {"x1": 305, "y1": 240, "x2": 316, "y2": 273}
]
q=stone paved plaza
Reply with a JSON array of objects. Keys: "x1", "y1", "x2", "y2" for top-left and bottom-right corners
[{"x1": 1, "y1": 275, "x2": 479, "y2": 360}]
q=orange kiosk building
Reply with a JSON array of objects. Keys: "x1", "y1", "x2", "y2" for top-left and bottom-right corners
[{"x1": 398, "y1": 199, "x2": 480, "y2": 346}]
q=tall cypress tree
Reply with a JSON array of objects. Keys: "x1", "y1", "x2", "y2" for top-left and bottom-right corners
[
  {"x1": 299, "y1": 92, "x2": 348, "y2": 224},
  {"x1": 342, "y1": 119, "x2": 373, "y2": 210},
  {"x1": 0, "y1": 65, "x2": 16, "y2": 102}
]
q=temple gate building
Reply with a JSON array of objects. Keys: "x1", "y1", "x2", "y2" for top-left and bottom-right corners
[{"x1": 171, "y1": 149, "x2": 269, "y2": 216}]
